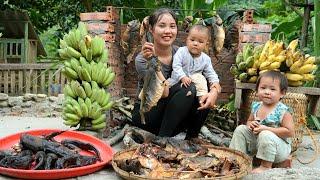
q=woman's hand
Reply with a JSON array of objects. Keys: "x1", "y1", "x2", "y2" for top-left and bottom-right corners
[
  {"x1": 142, "y1": 42, "x2": 155, "y2": 59},
  {"x1": 197, "y1": 89, "x2": 218, "y2": 110}
]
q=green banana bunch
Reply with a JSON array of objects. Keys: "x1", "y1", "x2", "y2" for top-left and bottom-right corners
[
  {"x1": 63, "y1": 84, "x2": 77, "y2": 98},
  {"x1": 62, "y1": 97, "x2": 82, "y2": 127},
  {"x1": 60, "y1": 22, "x2": 116, "y2": 131},
  {"x1": 78, "y1": 97, "x2": 89, "y2": 117},
  {"x1": 70, "y1": 80, "x2": 87, "y2": 99},
  {"x1": 78, "y1": 22, "x2": 88, "y2": 39},
  {"x1": 243, "y1": 43, "x2": 254, "y2": 62},
  {"x1": 70, "y1": 58, "x2": 81, "y2": 74},
  {"x1": 82, "y1": 81, "x2": 92, "y2": 97},
  {"x1": 103, "y1": 72, "x2": 115, "y2": 87},
  {"x1": 62, "y1": 66, "x2": 78, "y2": 80},
  {"x1": 232, "y1": 43, "x2": 258, "y2": 83},
  {"x1": 91, "y1": 36, "x2": 105, "y2": 58},
  {"x1": 98, "y1": 49, "x2": 109, "y2": 63},
  {"x1": 91, "y1": 114, "x2": 107, "y2": 130},
  {"x1": 58, "y1": 48, "x2": 71, "y2": 60}
]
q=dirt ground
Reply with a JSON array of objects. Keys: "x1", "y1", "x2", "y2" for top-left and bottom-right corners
[{"x1": 1, "y1": 116, "x2": 320, "y2": 179}]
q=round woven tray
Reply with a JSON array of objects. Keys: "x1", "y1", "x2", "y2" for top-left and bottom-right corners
[
  {"x1": 244, "y1": 92, "x2": 308, "y2": 152},
  {"x1": 112, "y1": 146, "x2": 252, "y2": 180}
]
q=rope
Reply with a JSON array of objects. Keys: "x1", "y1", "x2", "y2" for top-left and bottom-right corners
[
  {"x1": 296, "y1": 116, "x2": 319, "y2": 164},
  {"x1": 113, "y1": 6, "x2": 246, "y2": 12}
]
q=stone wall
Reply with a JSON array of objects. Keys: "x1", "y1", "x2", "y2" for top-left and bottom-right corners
[{"x1": 0, "y1": 93, "x2": 63, "y2": 117}]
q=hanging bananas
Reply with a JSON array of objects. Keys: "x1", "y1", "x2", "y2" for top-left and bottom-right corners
[{"x1": 58, "y1": 22, "x2": 116, "y2": 131}]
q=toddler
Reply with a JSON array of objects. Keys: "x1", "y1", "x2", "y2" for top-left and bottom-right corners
[{"x1": 229, "y1": 70, "x2": 294, "y2": 173}]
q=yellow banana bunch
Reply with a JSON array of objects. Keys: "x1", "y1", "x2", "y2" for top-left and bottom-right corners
[
  {"x1": 288, "y1": 80, "x2": 303, "y2": 87},
  {"x1": 285, "y1": 73, "x2": 303, "y2": 81},
  {"x1": 258, "y1": 40, "x2": 273, "y2": 64},
  {"x1": 284, "y1": 40, "x2": 317, "y2": 86},
  {"x1": 287, "y1": 39, "x2": 299, "y2": 51},
  {"x1": 248, "y1": 76, "x2": 257, "y2": 83},
  {"x1": 285, "y1": 40, "x2": 300, "y2": 68},
  {"x1": 232, "y1": 38, "x2": 317, "y2": 87},
  {"x1": 255, "y1": 39, "x2": 286, "y2": 73},
  {"x1": 272, "y1": 41, "x2": 284, "y2": 56}
]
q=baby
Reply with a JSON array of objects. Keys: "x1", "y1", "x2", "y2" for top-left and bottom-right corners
[{"x1": 168, "y1": 24, "x2": 221, "y2": 100}]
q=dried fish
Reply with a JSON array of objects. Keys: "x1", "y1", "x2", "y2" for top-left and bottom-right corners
[
  {"x1": 181, "y1": 155, "x2": 220, "y2": 170},
  {"x1": 115, "y1": 139, "x2": 243, "y2": 179},
  {"x1": 139, "y1": 16, "x2": 150, "y2": 45},
  {"x1": 138, "y1": 32, "x2": 165, "y2": 124},
  {"x1": 211, "y1": 15, "x2": 225, "y2": 54},
  {"x1": 121, "y1": 20, "x2": 141, "y2": 64},
  {"x1": 182, "y1": 16, "x2": 193, "y2": 32},
  {"x1": 116, "y1": 159, "x2": 144, "y2": 175}
]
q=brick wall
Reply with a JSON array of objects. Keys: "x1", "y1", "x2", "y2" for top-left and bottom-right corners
[
  {"x1": 80, "y1": 6, "x2": 124, "y2": 99},
  {"x1": 120, "y1": 26, "x2": 238, "y2": 103},
  {"x1": 80, "y1": 7, "x2": 270, "y2": 103}
]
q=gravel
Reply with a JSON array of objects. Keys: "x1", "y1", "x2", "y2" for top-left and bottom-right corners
[{"x1": 244, "y1": 167, "x2": 320, "y2": 180}]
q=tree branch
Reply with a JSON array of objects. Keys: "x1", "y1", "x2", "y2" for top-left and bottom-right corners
[
  {"x1": 300, "y1": 4, "x2": 311, "y2": 48},
  {"x1": 282, "y1": 0, "x2": 304, "y2": 18}
]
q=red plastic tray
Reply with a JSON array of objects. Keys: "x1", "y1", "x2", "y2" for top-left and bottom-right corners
[{"x1": 0, "y1": 129, "x2": 114, "y2": 179}]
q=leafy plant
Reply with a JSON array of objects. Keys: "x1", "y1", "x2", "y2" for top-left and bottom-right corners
[
  {"x1": 39, "y1": 25, "x2": 60, "y2": 57},
  {"x1": 308, "y1": 115, "x2": 320, "y2": 130}
]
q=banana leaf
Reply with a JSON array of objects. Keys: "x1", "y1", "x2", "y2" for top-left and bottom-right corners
[{"x1": 271, "y1": 16, "x2": 302, "y2": 41}]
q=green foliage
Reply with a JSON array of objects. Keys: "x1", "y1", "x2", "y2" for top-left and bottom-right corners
[
  {"x1": 308, "y1": 115, "x2": 320, "y2": 130},
  {"x1": 143, "y1": 0, "x2": 228, "y2": 21},
  {"x1": 314, "y1": 0, "x2": 320, "y2": 57},
  {"x1": 225, "y1": 0, "x2": 264, "y2": 10},
  {"x1": 109, "y1": 0, "x2": 150, "y2": 23},
  {"x1": 39, "y1": 25, "x2": 60, "y2": 57},
  {"x1": 271, "y1": 16, "x2": 302, "y2": 41},
  {"x1": 224, "y1": 94, "x2": 235, "y2": 113},
  {"x1": 0, "y1": 0, "x2": 83, "y2": 34},
  {"x1": 180, "y1": 0, "x2": 228, "y2": 18}
]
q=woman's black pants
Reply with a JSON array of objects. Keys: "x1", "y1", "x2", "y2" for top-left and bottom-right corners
[{"x1": 131, "y1": 83, "x2": 209, "y2": 138}]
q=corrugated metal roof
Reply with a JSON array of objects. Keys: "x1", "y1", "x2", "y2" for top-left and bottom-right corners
[{"x1": 0, "y1": 10, "x2": 46, "y2": 56}]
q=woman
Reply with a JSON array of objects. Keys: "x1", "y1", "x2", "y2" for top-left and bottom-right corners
[{"x1": 131, "y1": 8, "x2": 220, "y2": 139}]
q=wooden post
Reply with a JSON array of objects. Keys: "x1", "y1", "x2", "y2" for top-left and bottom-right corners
[
  {"x1": 4, "y1": 70, "x2": 8, "y2": 94},
  {"x1": 3, "y1": 41, "x2": 7, "y2": 63},
  {"x1": 24, "y1": 22, "x2": 28, "y2": 63},
  {"x1": 18, "y1": 71, "x2": 23, "y2": 94},
  {"x1": 10, "y1": 70, "x2": 15, "y2": 94}
]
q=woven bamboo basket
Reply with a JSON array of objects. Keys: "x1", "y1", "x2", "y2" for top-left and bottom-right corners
[
  {"x1": 112, "y1": 146, "x2": 252, "y2": 180},
  {"x1": 243, "y1": 91, "x2": 308, "y2": 152}
]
